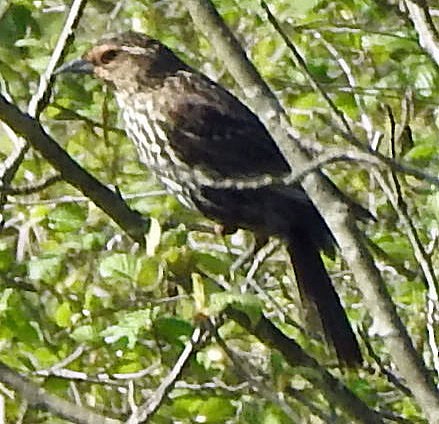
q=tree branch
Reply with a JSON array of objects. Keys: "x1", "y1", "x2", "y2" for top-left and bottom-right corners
[
  {"x1": 0, "y1": 362, "x2": 120, "y2": 424},
  {"x1": 0, "y1": 95, "x2": 149, "y2": 244},
  {"x1": 183, "y1": 0, "x2": 439, "y2": 422},
  {"x1": 225, "y1": 308, "x2": 384, "y2": 423},
  {"x1": 405, "y1": 0, "x2": 439, "y2": 67},
  {"x1": 126, "y1": 326, "x2": 209, "y2": 423},
  {"x1": 0, "y1": 0, "x2": 88, "y2": 214}
]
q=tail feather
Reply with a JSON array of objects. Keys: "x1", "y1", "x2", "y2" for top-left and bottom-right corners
[{"x1": 287, "y1": 231, "x2": 362, "y2": 367}]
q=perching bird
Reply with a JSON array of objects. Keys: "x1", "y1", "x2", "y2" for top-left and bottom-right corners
[{"x1": 57, "y1": 31, "x2": 362, "y2": 366}]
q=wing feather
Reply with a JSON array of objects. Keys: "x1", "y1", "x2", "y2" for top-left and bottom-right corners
[{"x1": 163, "y1": 73, "x2": 291, "y2": 178}]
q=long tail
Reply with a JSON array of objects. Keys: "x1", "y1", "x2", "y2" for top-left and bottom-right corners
[{"x1": 287, "y1": 231, "x2": 362, "y2": 367}]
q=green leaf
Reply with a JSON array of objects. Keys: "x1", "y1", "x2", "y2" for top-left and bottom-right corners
[
  {"x1": 154, "y1": 316, "x2": 193, "y2": 344},
  {"x1": 261, "y1": 404, "x2": 289, "y2": 424},
  {"x1": 82, "y1": 232, "x2": 106, "y2": 251},
  {"x1": 405, "y1": 143, "x2": 438, "y2": 161},
  {"x1": 375, "y1": 236, "x2": 413, "y2": 262},
  {"x1": 116, "y1": 362, "x2": 143, "y2": 374},
  {"x1": 0, "y1": 5, "x2": 34, "y2": 46},
  {"x1": 198, "y1": 397, "x2": 235, "y2": 422},
  {"x1": 28, "y1": 256, "x2": 63, "y2": 282},
  {"x1": 32, "y1": 347, "x2": 59, "y2": 368},
  {"x1": 172, "y1": 396, "x2": 235, "y2": 422},
  {"x1": 54, "y1": 301, "x2": 72, "y2": 328},
  {"x1": 71, "y1": 325, "x2": 97, "y2": 342},
  {"x1": 47, "y1": 203, "x2": 87, "y2": 232},
  {"x1": 136, "y1": 257, "x2": 161, "y2": 288},
  {"x1": 4, "y1": 305, "x2": 39, "y2": 344},
  {"x1": 427, "y1": 192, "x2": 439, "y2": 221},
  {"x1": 101, "y1": 310, "x2": 152, "y2": 349},
  {"x1": 99, "y1": 253, "x2": 137, "y2": 280},
  {"x1": 0, "y1": 248, "x2": 13, "y2": 272},
  {"x1": 193, "y1": 252, "x2": 231, "y2": 275},
  {"x1": 0, "y1": 289, "x2": 13, "y2": 314}
]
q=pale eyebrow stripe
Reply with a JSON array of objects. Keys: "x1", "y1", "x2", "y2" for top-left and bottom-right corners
[{"x1": 120, "y1": 46, "x2": 149, "y2": 55}]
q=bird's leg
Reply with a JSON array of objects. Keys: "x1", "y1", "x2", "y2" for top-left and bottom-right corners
[{"x1": 213, "y1": 223, "x2": 237, "y2": 238}]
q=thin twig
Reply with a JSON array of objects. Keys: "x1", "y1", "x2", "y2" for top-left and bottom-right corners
[
  {"x1": 51, "y1": 102, "x2": 125, "y2": 136},
  {"x1": 317, "y1": 113, "x2": 439, "y2": 186},
  {"x1": 213, "y1": 324, "x2": 302, "y2": 422},
  {"x1": 35, "y1": 363, "x2": 161, "y2": 387},
  {"x1": 5, "y1": 190, "x2": 167, "y2": 206},
  {"x1": 1, "y1": 174, "x2": 62, "y2": 195},
  {"x1": 224, "y1": 307, "x2": 384, "y2": 423},
  {"x1": 373, "y1": 168, "x2": 439, "y2": 378},
  {"x1": 36, "y1": 345, "x2": 86, "y2": 377},
  {"x1": 28, "y1": 0, "x2": 88, "y2": 118},
  {"x1": 0, "y1": 0, "x2": 88, "y2": 216},
  {"x1": 359, "y1": 326, "x2": 412, "y2": 397},
  {"x1": 126, "y1": 326, "x2": 209, "y2": 423},
  {"x1": 261, "y1": 1, "x2": 354, "y2": 136},
  {"x1": 386, "y1": 106, "x2": 439, "y2": 381}
]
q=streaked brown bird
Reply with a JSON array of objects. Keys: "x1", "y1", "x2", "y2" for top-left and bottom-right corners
[{"x1": 58, "y1": 31, "x2": 362, "y2": 366}]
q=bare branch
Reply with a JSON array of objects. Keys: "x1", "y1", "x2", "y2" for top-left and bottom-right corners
[
  {"x1": 372, "y1": 166, "x2": 439, "y2": 381},
  {"x1": 1, "y1": 174, "x2": 62, "y2": 195},
  {"x1": 28, "y1": 0, "x2": 88, "y2": 118},
  {"x1": 126, "y1": 326, "x2": 210, "y2": 423},
  {"x1": 36, "y1": 345, "x2": 86, "y2": 377},
  {"x1": 0, "y1": 0, "x2": 88, "y2": 215},
  {"x1": 0, "y1": 95, "x2": 149, "y2": 244},
  {"x1": 359, "y1": 326, "x2": 412, "y2": 397},
  {"x1": 5, "y1": 190, "x2": 167, "y2": 206},
  {"x1": 225, "y1": 307, "x2": 384, "y2": 423},
  {"x1": 0, "y1": 362, "x2": 121, "y2": 424},
  {"x1": 261, "y1": 1, "x2": 354, "y2": 136},
  {"x1": 405, "y1": 0, "x2": 439, "y2": 67},
  {"x1": 213, "y1": 325, "x2": 302, "y2": 422}
]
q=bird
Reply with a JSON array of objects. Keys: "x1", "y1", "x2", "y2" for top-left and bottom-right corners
[{"x1": 57, "y1": 31, "x2": 362, "y2": 366}]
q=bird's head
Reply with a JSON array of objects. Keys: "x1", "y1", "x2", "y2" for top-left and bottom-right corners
[{"x1": 56, "y1": 31, "x2": 188, "y2": 91}]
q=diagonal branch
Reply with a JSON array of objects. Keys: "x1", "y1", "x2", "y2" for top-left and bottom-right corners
[
  {"x1": 0, "y1": 361, "x2": 120, "y2": 424},
  {"x1": 225, "y1": 307, "x2": 384, "y2": 423},
  {"x1": 0, "y1": 95, "x2": 149, "y2": 244},
  {"x1": 183, "y1": 0, "x2": 439, "y2": 422},
  {"x1": 0, "y1": 0, "x2": 88, "y2": 214},
  {"x1": 405, "y1": 0, "x2": 439, "y2": 67},
  {"x1": 126, "y1": 326, "x2": 209, "y2": 423},
  {"x1": 28, "y1": 0, "x2": 88, "y2": 118}
]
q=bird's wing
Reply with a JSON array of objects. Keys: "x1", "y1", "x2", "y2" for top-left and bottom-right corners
[{"x1": 162, "y1": 73, "x2": 291, "y2": 179}]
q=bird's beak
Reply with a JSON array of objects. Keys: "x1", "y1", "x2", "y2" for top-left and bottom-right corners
[{"x1": 55, "y1": 58, "x2": 94, "y2": 75}]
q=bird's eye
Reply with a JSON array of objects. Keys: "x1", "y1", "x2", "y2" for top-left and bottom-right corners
[{"x1": 100, "y1": 49, "x2": 119, "y2": 64}]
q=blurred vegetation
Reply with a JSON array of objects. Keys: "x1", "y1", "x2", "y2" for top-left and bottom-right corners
[{"x1": 0, "y1": 0, "x2": 438, "y2": 422}]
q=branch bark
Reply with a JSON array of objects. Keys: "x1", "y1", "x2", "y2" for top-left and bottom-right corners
[
  {"x1": 405, "y1": 0, "x2": 439, "y2": 67},
  {"x1": 0, "y1": 0, "x2": 88, "y2": 213},
  {"x1": 225, "y1": 308, "x2": 384, "y2": 424},
  {"x1": 0, "y1": 95, "x2": 149, "y2": 244},
  {"x1": 183, "y1": 0, "x2": 439, "y2": 422},
  {"x1": 126, "y1": 327, "x2": 207, "y2": 423},
  {"x1": 0, "y1": 362, "x2": 120, "y2": 424}
]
